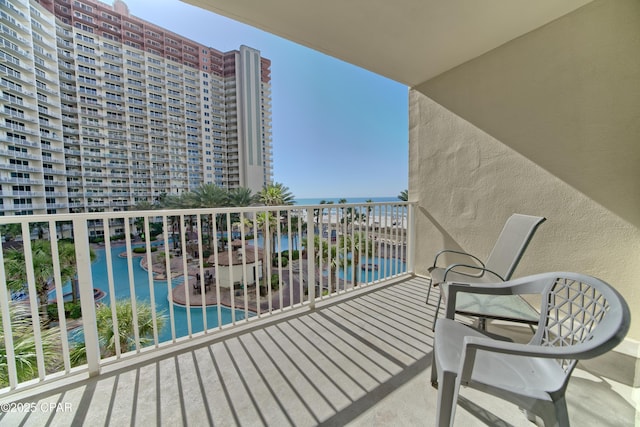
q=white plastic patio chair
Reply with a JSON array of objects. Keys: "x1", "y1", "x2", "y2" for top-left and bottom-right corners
[
  {"x1": 431, "y1": 272, "x2": 631, "y2": 427},
  {"x1": 427, "y1": 213, "x2": 546, "y2": 329}
]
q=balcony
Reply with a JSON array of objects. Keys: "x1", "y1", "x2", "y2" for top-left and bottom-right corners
[{"x1": 0, "y1": 201, "x2": 635, "y2": 425}]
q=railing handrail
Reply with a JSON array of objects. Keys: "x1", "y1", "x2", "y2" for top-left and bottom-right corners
[{"x1": 0, "y1": 201, "x2": 413, "y2": 225}]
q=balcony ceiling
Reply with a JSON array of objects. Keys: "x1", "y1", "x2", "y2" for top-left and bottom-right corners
[{"x1": 182, "y1": 0, "x2": 593, "y2": 86}]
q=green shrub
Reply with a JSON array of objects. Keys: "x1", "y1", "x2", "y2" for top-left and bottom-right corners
[
  {"x1": 69, "y1": 302, "x2": 82, "y2": 319},
  {"x1": 280, "y1": 250, "x2": 300, "y2": 260},
  {"x1": 132, "y1": 246, "x2": 158, "y2": 254},
  {"x1": 272, "y1": 255, "x2": 287, "y2": 267},
  {"x1": 47, "y1": 303, "x2": 59, "y2": 321},
  {"x1": 47, "y1": 301, "x2": 82, "y2": 320},
  {"x1": 270, "y1": 273, "x2": 280, "y2": 290}
]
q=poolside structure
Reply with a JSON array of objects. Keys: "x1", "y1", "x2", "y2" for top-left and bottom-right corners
[
  {"x1": 206, "y1": 241, "x2": 264, "y2": 289},
  {"x1": 0, "y1": 0, "x2": 638, "y2": 425}
]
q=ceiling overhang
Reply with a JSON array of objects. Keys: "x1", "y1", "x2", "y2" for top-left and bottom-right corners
[{"x1": 182, "y1": 0, "x2": 593, "y2": 87}]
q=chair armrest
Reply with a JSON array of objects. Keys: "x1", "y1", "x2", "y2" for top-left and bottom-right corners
[
  {"x1": 430, "y1": 249, "x2": 485, "y2": 271},
  {"x1": 457, "y1": 335, "x2": 582, "y2": 385},
  {"x1": 443, "y1": 264, "x2": 505, "y2": 282}
]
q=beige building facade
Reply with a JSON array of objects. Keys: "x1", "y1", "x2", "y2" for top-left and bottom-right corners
[{"x1": 0, "y1": 0, "x2": 273, "y2": 218}]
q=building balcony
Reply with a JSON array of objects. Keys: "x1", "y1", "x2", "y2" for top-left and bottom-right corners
[
  {"x1": 0, "y1": 202, "x2": 634, "y2": 425},
  {"x1": 0, "y1": 201, "x2": 635, "y2": 426}
]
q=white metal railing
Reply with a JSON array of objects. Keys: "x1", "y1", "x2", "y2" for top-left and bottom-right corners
[{"x1": 0, "y1": 201, "x2": 413, "y2": 395}]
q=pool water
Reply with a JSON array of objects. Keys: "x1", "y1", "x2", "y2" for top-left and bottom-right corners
[
  {"x1": 59, "y1": 236, "x2": 405, "y2": 346},
  {"x1": 89, "y1": 246, "x2": 249, "y2": 343}
]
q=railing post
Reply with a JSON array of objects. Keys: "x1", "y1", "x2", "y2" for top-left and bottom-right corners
[
  {"x1": 306, "y1": 208, "x2": 315, "y2": 309},
  {"x1": 72, "y1": 217, "x2": 100, "y2": 377},
  {"x1": 406, "y1": 203, "x2": 416, "y2": 274}
]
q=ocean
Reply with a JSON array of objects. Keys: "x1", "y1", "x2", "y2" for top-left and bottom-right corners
[{"x1": 294, "y1": 196, "x2": 398, "y2": 205}]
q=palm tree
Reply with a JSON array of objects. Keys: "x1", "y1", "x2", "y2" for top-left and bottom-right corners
[
  {"x1": 155, "y1": 251, "x2": 171, "y2": 276},
  {"x1": 313, "y1": 200, "x2": 328, "y2": 234},
  {"x1": 398, "y1": 189, "x2": 408, "y2": 202},
  {"x1": 192, "y1": 183, "x2": 228, "y2": 208},
  {"x1": 228, "y1": 187, "x2": 257, "y2": 207},
  {"x1": 70, "y1": 300, "x2": 166, "y2": 363},
  {"x1": 259, "y1": 182, "x2": 295, "y2": 207},
  {"x1": 302, "y1": 235, "x2": 345, "y2": 294},
  {"x1": 132, "y1": 200, "x2": 155, "y2": 211},
  {"x1": 4, "y1": 240, "x2": 82, "y2": 320},
  {"x1": 227, "y1": 187, "x2": 257, "y2": 238},
  {"x1": 338, "y1": 198, "x2": 348, "y2": 235},
  {"x1": 339, "y1": 232, "x2": 375, "y2": 287},
  {"x1": 159, "y1": 194, "x2": 185, "y2": 250},
  {"x1": 191, "y1": 184, "x2": 229, "y2": 251},
  {"x1": 365, "y1": 199, "x2": 374, "y2": 227},
  {"x1": 255, "y1": 211, "x2": 278, "y2": 294},
  {"x1": 131, "y1": 201, "x2": 156, "y2": 239},
  {"x1": 258, "y1": 182, "x2": 295, "y2": 273},
  {"x1": 0, "y1": 302, "x2": 62, "y2": 387}
]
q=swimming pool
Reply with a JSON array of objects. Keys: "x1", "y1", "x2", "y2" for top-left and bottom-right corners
[
  {"x1": 88, "y1": 245, "x2": 248, "y2": 343},
  {"x1": 58, "y1": 235, "x2": 404, "y2": 345}
]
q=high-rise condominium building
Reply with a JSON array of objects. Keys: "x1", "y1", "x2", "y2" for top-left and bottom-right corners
[{"x1": 0, "y1": 0, "x2": 273, "y2": 216}]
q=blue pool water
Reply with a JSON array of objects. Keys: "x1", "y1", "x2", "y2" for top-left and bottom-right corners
[
  {"x1": 88, "y1": 245, "x2": 249, "y2": 343},
  {"x1": 58, "y1": 234, "x2": 405, "y2": 345}
]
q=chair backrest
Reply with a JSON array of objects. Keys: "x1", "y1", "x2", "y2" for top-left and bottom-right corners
[
  {"x1": 531, "y1": 272, "x2": 631, "y2": 374},
  {"x1": 484, "y1": 214, "x2": 546, "y2": 280}
]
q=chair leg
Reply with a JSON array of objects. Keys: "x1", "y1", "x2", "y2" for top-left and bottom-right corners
[
  {"x1": 430, "y1": 348, "x2": 438, "y2": 388},
  {"x1": 435, "y1": 370, "x2": 458, "y2": 427},
  {"x1": 426, "y1": 277, "x2": 433, "y2": 304},
  {"x1": 432, "y1": 294, "x2": 442, "y2": 332},
  {"x1": 553, "y1": 397, "x2": 570, "y2": 427},
  {"x1": 536, "y1": 396, "x2": 569, "y2": 427}
]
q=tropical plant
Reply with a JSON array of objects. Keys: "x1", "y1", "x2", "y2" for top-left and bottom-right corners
[
  {"x1": 4, "y1": 240, "x2": 87, "y2": 320},
  {"x1": 0, "y1": 302, "x2": 62, "y2": 387},
  {"x1": 155, "y1": 251, "x2": 171, "y2": 275},
  {"x1": 192, "y1": 183, "x2": 229, "y2": 208},
  {"x1": 228, "y1": 187, "x2": 257, "y2": 207},
  {"x1": 302, "y1": 235, "x2": 344, "y2": 292},
  {"x1": 255, "y1": 211, "x2": 278, "y2": 294},
  {"x1": 259, "y1": 182, "x2": 295, "y2": 207},
  {"x1": 132, "y1": 200, "x2": 156, "y2": 211},
  {"x1": 71, "y1": 300, "x2": 166, "y2": 363},
  {"x1": 338, "y1": 198, "x2": 348, "y2": 232},
  {"x1": 365, "y1": 199, "x2": 374, "y2": 227},
  {"x1": 398, "y1": 189, "x2": 408, "y2": 202},
  {"x1": 0, "y1": 224, "x2": 22, "y2": 242},
  {"x1": 313, "y1": 200, "x2": 333, "y2": 234},
  {"x1": 339, "y1": 232, "x2": 375, "y2": 286}
]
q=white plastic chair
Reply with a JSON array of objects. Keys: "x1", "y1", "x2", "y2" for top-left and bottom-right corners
[
  {"x1": 431, "y1": 272, "x2": 631, "y2": 427},
  {"x1": 428, "y1": 213, "x2": 546, "y2": 328}
]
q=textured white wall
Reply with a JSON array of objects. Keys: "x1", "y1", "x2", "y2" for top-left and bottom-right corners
[{"x1": 409, "y1": 0, "x2": 640, "y2": 341}]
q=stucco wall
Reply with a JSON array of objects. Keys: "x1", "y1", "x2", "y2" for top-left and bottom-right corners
[{"x1": 409, "y1": 0, "x2": 640, "y2": 341}]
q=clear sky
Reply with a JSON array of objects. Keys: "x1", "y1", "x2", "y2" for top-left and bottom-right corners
[{"x1": 120, "y1": 0, "x2": 409, "y2": 199}]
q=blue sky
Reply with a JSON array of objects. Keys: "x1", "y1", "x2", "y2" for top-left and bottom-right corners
[{"x1": 122, "y1": 0, "x2": 409, "y2": 199}]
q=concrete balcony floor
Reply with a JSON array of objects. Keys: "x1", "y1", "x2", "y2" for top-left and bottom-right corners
[{"x1": 0, "y1": 276, "x2": 637, "y2": 426}]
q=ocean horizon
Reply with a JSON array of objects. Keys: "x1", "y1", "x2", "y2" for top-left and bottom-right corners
[{"x1": 294, "y1": 196, "x2": 398, "y2": 205}]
